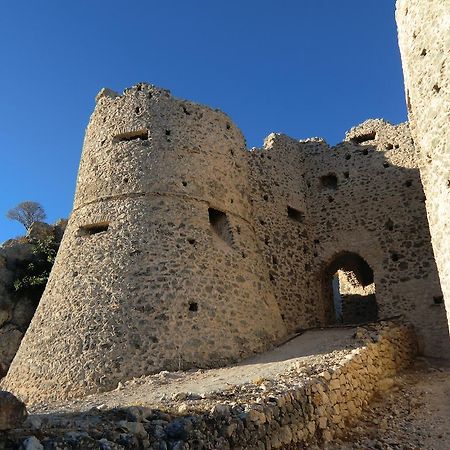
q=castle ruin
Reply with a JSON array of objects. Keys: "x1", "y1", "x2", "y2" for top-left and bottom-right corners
[{"x1": 1, "y1": 0, "x2": 449, "y2": 405}]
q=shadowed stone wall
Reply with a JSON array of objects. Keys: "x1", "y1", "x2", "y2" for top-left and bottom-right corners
[
  {"x1": 249, "y1": 119, "x2": 448, "y2": 358},
  {"x1": 396, "y1": 0, "x2": 450, "y2": 335}
]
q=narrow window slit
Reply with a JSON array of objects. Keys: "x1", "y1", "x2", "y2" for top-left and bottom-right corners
[
  {"x1": 287, "y1": 206, "x2": 304, "y2": 223},
  {"x1": 208, "y1": 208, "x2": 233, "y2": 246},
  {"x1": 350, "y1": 131, "x2": 376, "y2": 144},
  {"x1": 113, "y1": 129, "x2": 148, "y2": 143},
  {"x1": 78, "y1": 222, "x2": 109, "y2": 236}
]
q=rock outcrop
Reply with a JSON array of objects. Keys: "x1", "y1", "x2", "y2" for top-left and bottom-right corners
[{"x1": 0, "y1": 220, "x2": 66, "y2": 376}]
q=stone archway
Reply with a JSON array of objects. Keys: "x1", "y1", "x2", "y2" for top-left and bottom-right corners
[{"x1": 322, "y1": 251, "x2": 378, "y2": 325}]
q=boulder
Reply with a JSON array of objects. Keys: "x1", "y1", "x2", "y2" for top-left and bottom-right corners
[
  {"x1": 0, "y1": 390, "x2": 27, "y2": 430},
  {"x1": 0, "y1": 298, "x2": 13, "y2": 328},
  {"x1": 0, "y1": 324, "x2": 24, "y2": 373},
  {"x1": 12, "y1": 297, "x2": 37, "y2": 330}
]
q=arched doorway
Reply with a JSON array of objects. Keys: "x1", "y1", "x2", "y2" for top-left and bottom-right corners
[{"x1": 322, "y1": 251, "x2": 378, "y2": 325}]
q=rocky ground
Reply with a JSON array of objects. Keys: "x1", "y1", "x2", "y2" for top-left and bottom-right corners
[
  {"x1": 1, "y1": 323, "x2": 447, "y2": 449},
  {"x1": 319, "y1": 357, "x2": 450, "y2": 450}
]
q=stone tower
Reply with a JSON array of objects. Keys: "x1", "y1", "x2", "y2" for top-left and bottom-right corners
[
  {"x1": 2, "y1": 84, "x2": 286, "y2": 403},
  {"x1": 396, "y1": 0, "x2": 450, "y2": 329}
]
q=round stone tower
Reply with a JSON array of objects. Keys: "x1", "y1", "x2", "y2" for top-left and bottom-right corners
[{"x1": 2, "y1": 84, "x2": 286, "y2": 403}]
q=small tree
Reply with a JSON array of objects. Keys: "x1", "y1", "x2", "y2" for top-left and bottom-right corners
[{"x1": 6, "y1": 201, "x2": 46, "y2": 230}]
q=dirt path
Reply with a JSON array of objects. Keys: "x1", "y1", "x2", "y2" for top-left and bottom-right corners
[{"x1": 323, "y1": 358, "x2": 450, "y2": 450}]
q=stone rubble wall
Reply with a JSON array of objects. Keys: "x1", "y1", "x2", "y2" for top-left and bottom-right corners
[
  {"x1": 2, "y1": 85, "x2": 286, "y2": 404},
  {"x1": 3, "y1": 83, "x2": 448, "y2": 404},
  {"x1": 396, "y1": 0, "x2": 450, "y2": 334},
  {"x1": 1, "y1": 321, "x2": 417, "y2": 449},
  {"x1": 249, "y1": 119, "x2": 448, "y2": 357}
]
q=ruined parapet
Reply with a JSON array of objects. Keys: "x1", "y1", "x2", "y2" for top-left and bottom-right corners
[
  {"x1": 248, "y1": 119, "x2": 448, "y2": 356},
  {"x1": 2, "y1": 84, "x2": 286, "y2": 403},
  {"x1": 396, "y1": 0, "x2": 450, "y2": 329}
]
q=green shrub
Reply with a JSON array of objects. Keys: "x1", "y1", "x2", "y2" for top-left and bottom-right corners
[{"x1": 13, "y1": 236, "x2": 58, "y2": 298}]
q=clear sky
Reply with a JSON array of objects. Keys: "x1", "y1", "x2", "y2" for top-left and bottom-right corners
[{"x1": 0, "y1": 0, "x2": 406, "y2": 242}]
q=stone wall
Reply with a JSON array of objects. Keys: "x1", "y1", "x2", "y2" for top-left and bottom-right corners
[
  {"x1": 2, "y1": 85, "x2": 286, "y2": 404},
  {"x1": 249, "y1": 119, "x2": 448, "y2": 357},
  {"x1": 1, "y1": 321, "x2": 417, "y2": 449},
  {"x1": 396, "y1": 0, "x2": 450, "y2": 334},
  {"x1": 3, "y1": 84, "x2": 448, "y2": 404}
]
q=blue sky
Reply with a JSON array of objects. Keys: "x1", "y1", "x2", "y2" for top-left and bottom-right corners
[{"x1": 0, "y1": 1, "x2": 406, "y2": 242}]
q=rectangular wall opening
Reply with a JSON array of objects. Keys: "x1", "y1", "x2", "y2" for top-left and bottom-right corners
[
  {"x1": 208, "y1": 208, "x2": 233, "y2": 247},
  {"x1": 78, "y1": 222, "x2": 109, "y2": 236},
  {"x1": 113, "y1": 129, "x2": 149, "y2": 143},
  {"x1": 350, "y1": 131, "x2": 376, "y2": 144},
  {"x1": 287, "y1": 206, "x2": 305, "y2": 223}
]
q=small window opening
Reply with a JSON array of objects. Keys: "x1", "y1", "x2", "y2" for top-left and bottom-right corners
[
  {"x1": 78, "y1": 222, "x2": 109, "y2": 236},
  {"x1": 383, "y1": 162, "x2": 390, "y2": 168},
  {"x1": 189, "y1": 302, "x2": 198, "y2": 312},
  {"x1": 421, "y1": 48, "x2": 427, "y2": 56},
  {"x1": 433, "y1": 84, "x2": 441, "y2": 94},
  {"x1": 405, "y1": 180, "x2": 413, "y2": 187},
  {"x1": 343, "y1": 171, "x2": 349, "y2": 179},
  {"x1": 433, "y1": 296, "x2": 444, "y2": 305},
  {"x1": 287, "y1": 206, "x2": 304, "y2": 223},
  {"x1": 385, "y1": 219, "x2": 394, "y2": 231},
  {"x1": 350, "y1": 131, "x2": 376, "y2": 144},
  {"x1": 165, "y1": 129, "x2": 171, "y2": 136},
  {"x1": 208, "y1": 208, "x2": 233, "y2": 246},
  {"x1": 362, "y1": 149, "x2": 369, "y2": 155},
  {"x1": 113, "y1": 129, "x2": 148, "y2": 143},
  {"x1": 226, "y1": 123, "x2": 231, "y2": 130},
  {"x1": 263, "y1": 194, "x2": 269, "y2": 201},
  {"x1": 135, "y1": 107, "x2": 141, "y2": 114},
  {"x1": 345, "y1": 154, "x2": 351, "y2": 160},
  {"x1": 187, "y1": 238, "x2": 196, "y2": 245},
  {"x1": 385, "y1": 143, "x2": 394, "y2": 150},
  {"x1": 182, "y1": 181, "x2": 187, "y2": 187},
  {"x1": 320, "y1": 173, "x2": 338, "y2": 190},
  {"x1": 390, "y1": 252, "x2": 399, "y2": 262}
]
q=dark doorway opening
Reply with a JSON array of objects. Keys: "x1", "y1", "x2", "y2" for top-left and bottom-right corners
[{"x1": 323, "y1": 252, "x2": 378, "y2": 325}]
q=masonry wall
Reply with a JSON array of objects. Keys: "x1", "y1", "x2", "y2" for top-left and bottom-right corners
[
  {"x1": 3, "y1": 84, "x2": 448, "y2": 404},
  {"x1": 249, "y1": 119, "x2": 449, "y2": 357},
  {"x1": 2, "y1": 85, "x2": 286, "y2": 403},
  {"x1": 396, "y1": 0, "x2": 450, "y2": 333}
]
